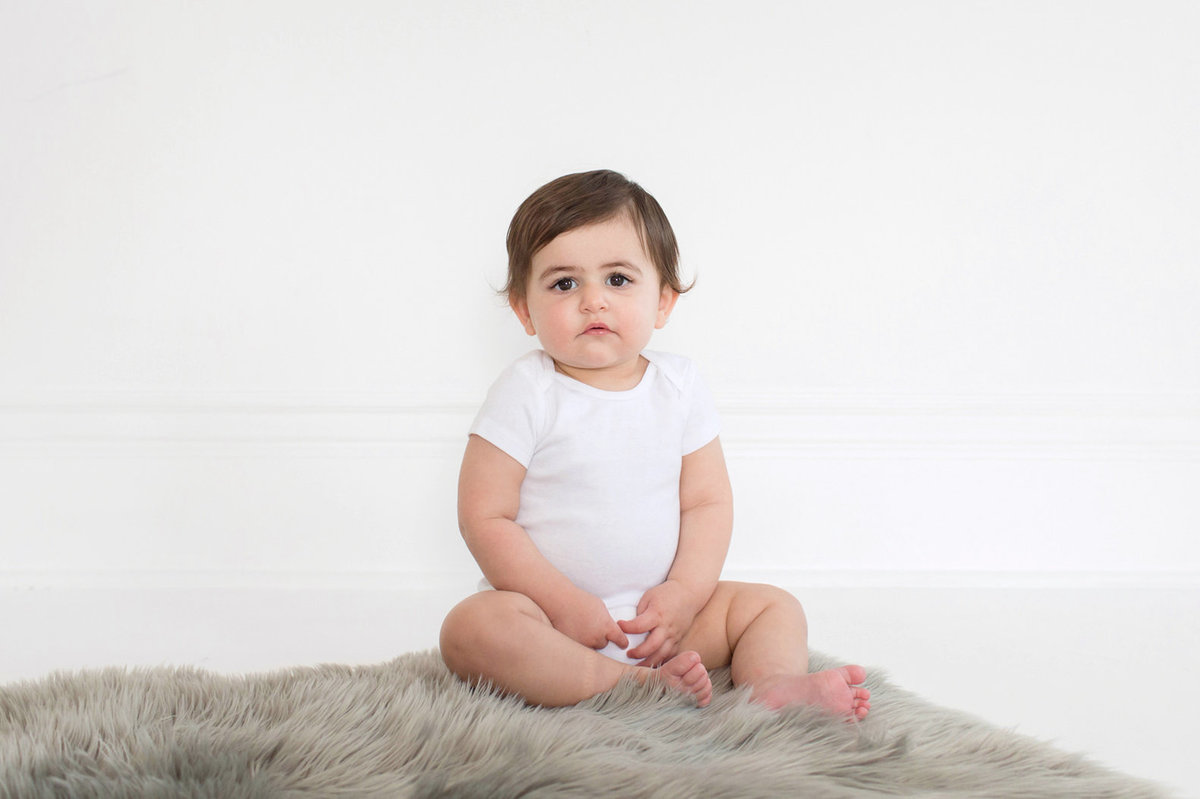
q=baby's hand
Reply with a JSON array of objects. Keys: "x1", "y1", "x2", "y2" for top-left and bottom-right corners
[
  {"x1": 619, "y1": 580, "x2": 703, "y2": 667},
  {"x1": 547, "y1": 589, "x2": 629, "y2": 652}
]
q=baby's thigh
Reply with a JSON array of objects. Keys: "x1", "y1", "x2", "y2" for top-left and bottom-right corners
[
  {"x1": 677, "y1": 581, "x2": 747, "y2": 670},
  {"x1": 679, "y1": 581, "x2": 797, "y2": 670},
  {"x1": 443, "y1": 589, "x2": 551, "y2": 634},
  {"x1": 439, "y1": 590, "x2": 552, "y2": 672}
]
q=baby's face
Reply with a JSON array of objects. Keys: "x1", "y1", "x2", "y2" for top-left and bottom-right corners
[{"x1": 511, "y1": 214, "x2": 678, "y2": 390}]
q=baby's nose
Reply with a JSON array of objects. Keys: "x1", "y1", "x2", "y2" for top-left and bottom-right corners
[{"x1": 580, "y1": 285, "x2": 608, "y2": 311}]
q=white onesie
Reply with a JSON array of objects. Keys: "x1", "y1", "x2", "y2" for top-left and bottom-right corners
[{"x1": 468, "y1": 349, "x2": 721, "y2": 664}]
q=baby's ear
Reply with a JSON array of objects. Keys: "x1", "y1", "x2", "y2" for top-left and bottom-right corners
[
  {"x1": 655, "y1": 286, "x2": 680, "y2": 329},
  {"x1": 509, "y1": 295, "x2": 537, "y2": 336}
]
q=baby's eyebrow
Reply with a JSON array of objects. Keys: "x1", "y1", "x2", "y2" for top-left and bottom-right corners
[
  {"x1": 602, "y1": 260, "x2": 643, "y2": 273},
  {"x1": 536, "y1": 261, "x2": 644, "y2": 280},
  {"x1": 537, "y1": 265, "x2": 578, "y2": 280}
]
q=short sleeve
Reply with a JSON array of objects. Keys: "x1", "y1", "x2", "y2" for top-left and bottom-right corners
[
  {"x1": 681, "y1": 362, "x2": 721, "y2": 455},
  {"x1": 468, "y1": 354, "x2": 545, "y2": 468}
]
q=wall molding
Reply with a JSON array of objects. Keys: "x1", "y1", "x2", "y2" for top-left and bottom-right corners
[
  {"x1": 721, "y1": 437, "x2": 1200, "y2": 461},
  {"x1": 718, "y1": 389, "x2": 1200, "y2": 418},
  {"x1": 0, "y1": 390, "x2": 481, "y2": 416},
  {"x1": 2, "y1": 388, "x2": 1198, "y2": 460},
  {"x1": 3, "y1": 387, "x2": 1198, "y2": 415}
]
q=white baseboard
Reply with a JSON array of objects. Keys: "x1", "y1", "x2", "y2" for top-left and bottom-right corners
[
  {"x1": 0, "y1": 569, "x2": 472, "y2": 592},
  {"x1": 3, "y1": 568, "x2": 1197, "y2": 592},
  {"x1": 721, "y1": 568, "x2": 1200, "y2": 590}
]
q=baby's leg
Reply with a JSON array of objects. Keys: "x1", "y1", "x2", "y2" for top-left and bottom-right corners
[
  {"x1": 680, "y1": 581, "x2": 870, "y2": 719},
  {"x1": 440, "y1": 591, "x2": 712, "y2": 707}
]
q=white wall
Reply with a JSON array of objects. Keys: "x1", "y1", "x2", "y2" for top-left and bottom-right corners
[{"x1": 2, "y1": 1, "x2": 1198, "y2": 591}]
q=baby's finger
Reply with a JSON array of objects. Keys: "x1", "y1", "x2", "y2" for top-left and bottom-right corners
[
  {"x1": 628, "y1": 629, "x2": 670, "y2": 663},
  {"x1": 618, "y1": 611, "x2": 657, "y2": 636},
  {"x1": 606, "y1": 620, "x2": 630, "y2": 650},
  {"x1": 635, "y1": 643, "x2": 674, "y2": 669}
]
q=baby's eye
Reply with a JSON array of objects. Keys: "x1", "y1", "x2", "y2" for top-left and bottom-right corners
[
  {"x1": 551, "y1": 277, "x2": 577, "y2": 292},
  {"x1": 606, "y1": 273, "x2": 632, "y2": 287}
]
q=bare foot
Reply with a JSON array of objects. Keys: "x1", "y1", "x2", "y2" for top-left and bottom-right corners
[
  {"x1": 639, "y1": 650, "x2": 713, "y2": 707},
  {"x1": 750, "y1": 665, "x2": 871, "y2": 719}
]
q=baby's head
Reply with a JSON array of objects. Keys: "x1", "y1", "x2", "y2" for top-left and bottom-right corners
[{"x1": 504, "y1": 169, "x2": 691, "y2": 303}]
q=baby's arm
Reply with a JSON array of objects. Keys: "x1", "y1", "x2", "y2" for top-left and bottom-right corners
[
  {"x1": 621, "y1": 437, "x2": 734, "y2": 666},
  {"x1": 458, "y1": 434, "x2": 629, "y2": 652}
]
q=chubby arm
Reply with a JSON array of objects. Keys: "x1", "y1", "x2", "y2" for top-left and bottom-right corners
[
  {"x1": 670, "y1": 435, "x2": 735, "y2": 600},
  {"x1": 458, "y1": 434, "x2": 628, "y2": 651},
  {"x1": 622, "y1": 436, "x2": 734, "y2": 665}
]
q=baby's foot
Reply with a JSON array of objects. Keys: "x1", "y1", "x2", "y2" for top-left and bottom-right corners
[
  {"x1": 644, "y1": 650, "x2": 712, "y2": 707},
  {"x1": 750, "y1": 665, "x2": 871, "y2": 719}
]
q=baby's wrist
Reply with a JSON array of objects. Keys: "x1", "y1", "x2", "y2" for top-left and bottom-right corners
[
  {"x1": 663, "y1": 577, "x2": 705, "y2": 610},
  {"x1": 680, "y1": 576, "x2": 722, "y2": 609}
]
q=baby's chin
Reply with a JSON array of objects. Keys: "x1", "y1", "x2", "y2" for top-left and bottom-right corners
[{"x1": 549, "y1": 355, "x2": 650, "y2": 391}]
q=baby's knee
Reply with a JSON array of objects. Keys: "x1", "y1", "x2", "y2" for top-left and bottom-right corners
[
  {"x1": 728, "y1": 581, "x2": 805, "y2": 617},
  {"x1": 440, "y1": 594, "x2": 496, "y2": 671},
  {"x1": 439, "y1": 592, "x2": 542, "y2": 676},
  {"x1": 764, "y1": 583, "x2": 805, "y2": 617}
]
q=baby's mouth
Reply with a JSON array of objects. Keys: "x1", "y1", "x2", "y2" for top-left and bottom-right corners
[{"x1": 582, "y1": 323, "x2": 612, "y2": 336}]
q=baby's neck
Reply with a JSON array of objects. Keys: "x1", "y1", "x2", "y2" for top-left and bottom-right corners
[{"x1": 552, "y1": 355, "x2": 649, "y2": 391}]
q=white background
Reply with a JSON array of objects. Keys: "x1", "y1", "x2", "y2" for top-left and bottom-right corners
[{"x1": 2, "y1": 1, "x2": 1198, "y2": 795}]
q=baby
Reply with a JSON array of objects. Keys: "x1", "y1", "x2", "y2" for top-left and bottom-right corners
[{"x1": 440, "y1": 169, "x2": 870, "y2": 717}]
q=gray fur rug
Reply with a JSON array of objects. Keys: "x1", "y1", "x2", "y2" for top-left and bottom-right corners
[{"x1": 0, "y1": 650, "x2": 1165, "y2": 798}]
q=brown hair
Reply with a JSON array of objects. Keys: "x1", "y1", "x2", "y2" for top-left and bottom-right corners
[{"x1": 503, "y1": 169, "x2": 691, "y2": 301}]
